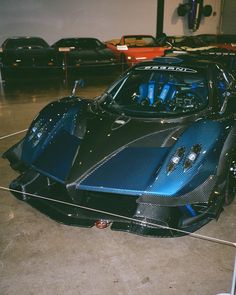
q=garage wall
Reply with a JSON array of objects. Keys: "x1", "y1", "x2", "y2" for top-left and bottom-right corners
[
  {"x1": 0, "y1": 0, "x2": 233, "y2": 46},
  {"x1": 163, "y1": 0, "x2": 223, "y2": 36},
  {"x1": 220, "y1": 0, "x2": 236, "y2": 33},
  {"x1": 0, "y1": 0, "x2": 157, "y2": 45}
]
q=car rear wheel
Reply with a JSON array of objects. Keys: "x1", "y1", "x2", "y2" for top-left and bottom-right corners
[{"x1": 0, "y1": 67, "x2": 10, "y2": 81}]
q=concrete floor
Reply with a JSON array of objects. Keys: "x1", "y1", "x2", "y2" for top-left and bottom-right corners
[{"x1": 0, "y1": 73, "x2": 236, "y2": 295}]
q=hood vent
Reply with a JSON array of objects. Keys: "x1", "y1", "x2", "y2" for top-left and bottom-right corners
[{"x1": 111, "y1": 115, "x2": 130, "y2": 130}]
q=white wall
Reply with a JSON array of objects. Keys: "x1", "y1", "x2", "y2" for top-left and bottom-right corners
[
  {"x1": 220, "y1": 0, "x2": 236, "y2": 33},
  {"x1": 0, "y1": 0, "x2": 157, "y2": 45},
  {"x1": 163, "y1": 0, "x2": 222, "y2": 36},
  {"x1": 0, "y1": 0, "x2": 230, "y2": 46}
]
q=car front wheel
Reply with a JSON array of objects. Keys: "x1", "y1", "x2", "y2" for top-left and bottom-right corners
[{"x1": 224, "y1": 160, "x2": 236, "y2": 205}]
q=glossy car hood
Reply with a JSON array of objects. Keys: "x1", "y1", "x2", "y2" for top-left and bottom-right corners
[
  {"x1": 67, "y1": 112, "x2": 186, "y2": 193},
  {"x1": 68, "y1": 48, "x2": 114, "y2": 59},
  {"x1": 66, "y1": 112, "x2": 226, "y2": 198}
]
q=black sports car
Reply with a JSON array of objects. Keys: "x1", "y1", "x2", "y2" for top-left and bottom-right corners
[
  {"x1": 52, "y1": 37, "x2": 116, "y2": 72},
  {"x1": 3, "y1": 56, "x2": 236, "y2": 237},
  {"x1": 0, "y1": 36, "x2": 60, "y2": 80},
  {"x1": 166, "y1": 34, "x2": 236, "y2": 75}
]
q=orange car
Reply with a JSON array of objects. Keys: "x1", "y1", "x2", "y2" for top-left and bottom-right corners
[{"x1": 106, "y1": 35, "x2": 168, "y2": 68}]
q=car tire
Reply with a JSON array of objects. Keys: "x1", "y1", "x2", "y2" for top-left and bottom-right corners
[
  {"x1": 120, "y1": 54, "x2": 127, "y2": 72},
  {"x1": 203, "y1": 5, "x2": 212, "y2": 17},
  {"x1": 177, "y1": 4, "x2": 188, "y2": 17},
  {"x1": 224, "y1": 160, "x2": 236, "y2": 206},
  {"x1": 0, "y1": 67, "x2": 7, "y2": 81},
  {"x1": 0, "y1": 66, "x2": 14, "y2": 82}
]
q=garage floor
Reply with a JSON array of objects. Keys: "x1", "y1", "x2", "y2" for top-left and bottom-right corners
[{"x1": 0, "y1": 72, "x2": 236, "y2": 295}]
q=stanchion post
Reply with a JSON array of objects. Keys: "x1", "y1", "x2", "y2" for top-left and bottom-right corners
[{"x1": 58, "y1": 47, "x2": 71, "y2": 86}]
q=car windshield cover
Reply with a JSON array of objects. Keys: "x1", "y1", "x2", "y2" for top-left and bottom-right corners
[
  {"x1": 59, "y1": 38, "x2": 105, "y2": 50},
  {"x1": 4, "y1": 38, "x2": 49, "y2": 49},
  {"x1": 102, "y1": 65, "x2": 209, "y2": 117},
  {"x1": 124, "y1": 36, "x2": 157, "y2": 48}
]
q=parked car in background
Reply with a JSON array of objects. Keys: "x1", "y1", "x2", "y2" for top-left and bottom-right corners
[
  {"x1": 200, "y1": 34, "x2": 236, "y2": 52},
  {"x1": 167, "y1": 34, "x2": 236, "y2": 74},
  {"x1": 105, "y1": 34, "x2": 169, "y2": 68},
  {"x1": 0, "y1": 37, "x2": 60, "y2": 81},
  {"x1": 3, "y1": 55, "x2": 236, "y2": 237},
  {"x1": 169, "y1": 34, "x2": 236, "y2": 52},
  {"x1": 52, "y1": 37, "x2": 117, "y2": 73}
]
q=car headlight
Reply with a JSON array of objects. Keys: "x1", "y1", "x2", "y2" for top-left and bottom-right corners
[
  {"x1": 184, "y1": 144, "x2": 201, "y2": 171},
  {"x1": 28, "y1": 118, "x2": 48, "y2": 147},
  {"x1": 167, "y1": 147, "x2": 185, "y2": 174},
  {"x1": 48, "y1": 58, "x2": 54, "y2": 66},
  {"x1": 167, "y1": 144, "x2": 202, "y2": 174}
]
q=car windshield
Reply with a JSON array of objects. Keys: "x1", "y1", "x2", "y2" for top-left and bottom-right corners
[
  {"x1": 101, "y1": 64, "x2": 209, "y2": 118},
  {"x1": 198, "y1": 35, "x2": 218, "y2": 45},
  {"x1": 57, "y1": 38, "x2": 105, "y2": 50},
  {"x1": 174, "y1": 36, "x2": 208, "y2": 48},
  {"x1": 4, "y1": 38, "x2": 49, "y2": 49},
  {"x1": 123, "y1": 36, "x2": 157, "y2": 48}
]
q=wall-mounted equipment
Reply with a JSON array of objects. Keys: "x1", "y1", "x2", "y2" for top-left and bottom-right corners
[{"x1": 177, "y1": 0, "x2": 212, "y2": 31}]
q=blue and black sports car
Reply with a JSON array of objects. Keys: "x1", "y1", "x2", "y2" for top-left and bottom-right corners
[{"x1": 3, "y1": 56, "x2": 236, "y2": 237}]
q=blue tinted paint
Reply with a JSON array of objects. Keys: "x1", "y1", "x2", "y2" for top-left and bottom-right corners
[
  {"x1": 185, "y1": 204, "x2": 197, "y2": 217},
  {"x1": 78, "y1": 147, "x2": 169, "y2": 196}
]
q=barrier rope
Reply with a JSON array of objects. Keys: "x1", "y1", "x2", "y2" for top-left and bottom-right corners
[{"x1": 0, "y1": 129, "x2": 28, "y2": 140}]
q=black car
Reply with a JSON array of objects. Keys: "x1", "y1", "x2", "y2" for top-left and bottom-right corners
[
  {"x1": 0, "y1": 37, "x2": 60, "y2": 81},
  {"x1": 52, "y1": 37, "x2": 117, "y2": 72},
  {"x1": 3, "y1": 56, "x2": 236, "y2": 237},
  {"x1": 167, "y1": 35, "x2": 236, "y2": 74}
]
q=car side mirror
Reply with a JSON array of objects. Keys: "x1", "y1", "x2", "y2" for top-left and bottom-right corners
[{"x1": 71, "y1": 79, "x2": 85, "y2": 97}]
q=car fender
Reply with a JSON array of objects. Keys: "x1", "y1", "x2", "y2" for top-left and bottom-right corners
[
  {"x1": 144, "y1": 119, "x2": 230, "y2": 198},
  {"x1": 216, "y1": 123, "x2": 236, "y2": 184},
  {"x1": 20, "y1": 97, "x2": 89, "y2": 166}
]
